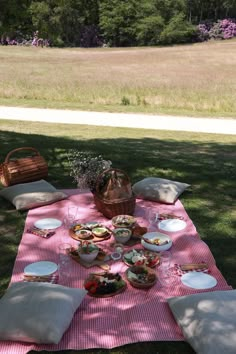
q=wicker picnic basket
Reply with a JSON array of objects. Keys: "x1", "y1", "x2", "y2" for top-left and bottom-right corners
[
  {"x1": 93, "y1": 168, "x2": 136, "y2": 219},
  {"x1": 0, "y1": 147, "x2": 48, "y2": 187}
]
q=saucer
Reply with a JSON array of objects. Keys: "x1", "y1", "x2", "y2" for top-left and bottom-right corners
[
  {"x1": 24, "y1": 261, "x2": 58, "y2": 276},
  {"x1": 158, "y1": 219, "x2": 186, "y2": 232}
]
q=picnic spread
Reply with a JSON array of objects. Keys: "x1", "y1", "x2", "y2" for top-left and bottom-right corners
[
  {"x1": 0, "y1": 189, "x2": 233, "y2": 354},
  {"x1": 0, "y1": 153, "x2": 235, "y2": 354}
]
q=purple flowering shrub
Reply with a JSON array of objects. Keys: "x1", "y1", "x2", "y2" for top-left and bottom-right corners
[
  {"x1": 197, "y1": 22, "x2": 212, "y2": 41},
  {"x1": 197, "y1": 19, "x2": 236, "y2": 41},
  {"x1": 221, "y1": 19, "x2": 236, "y2": 39},
  {"x1": 209, "y1": 20, "x2": 223, "y2": 39}
]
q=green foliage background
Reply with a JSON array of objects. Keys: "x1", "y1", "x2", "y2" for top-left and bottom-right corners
[{"x1": 0, "y1": 0, "x2": 236, "y2": 46}]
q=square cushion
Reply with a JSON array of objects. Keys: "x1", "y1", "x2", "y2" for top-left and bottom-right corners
[
  {"x1": 0, "y1": 179, "x2": 68, "y2": 210},
  {"x1": 0, "y1": 282, "x2": 87, "y2": 344},
  {"x1": 168, "y1": 290, "x2": 236, "y2": 354},
  {"x1": 132, "y1": 177, "x2": 190, "y2": 204}
]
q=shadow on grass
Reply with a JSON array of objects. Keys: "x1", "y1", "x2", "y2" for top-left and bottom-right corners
[{"x1": 0, "y1": 128, "x2": 235, "y2": 354}]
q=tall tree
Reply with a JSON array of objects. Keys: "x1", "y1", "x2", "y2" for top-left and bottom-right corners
[
  {"x1": 99, "y1": 0, "x2": 141, "y2": 46},
  {"x1": 0, "y1": 0, "x2": 32, "y2": 38}
]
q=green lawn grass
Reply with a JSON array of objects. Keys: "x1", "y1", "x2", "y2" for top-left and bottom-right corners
[
  {"x1": 0, "y1": 40, "x2": 236, "y2": 118},
  {"x1": 0, "y1": 119, "x2": 235, "y2": 354}
]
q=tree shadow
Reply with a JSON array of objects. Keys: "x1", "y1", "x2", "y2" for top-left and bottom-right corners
[{"x1": 0, "y1": 128, "x2": 235, "y2": 354}]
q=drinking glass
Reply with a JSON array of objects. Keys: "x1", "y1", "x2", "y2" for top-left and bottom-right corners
[
  {"x1": 58, "y1": 243, "x2": 72, "y2": 285},
  {"x1": 67, "y1": 206, "x2": 78, "y2": 224},
  {"x1": 62, "y1": 206, "x2": 78, "y2": 236},
  {"x1": 145, "y1": 208, "x2": 159, "y2": 231},
  {"x1": 158, "y1": 250, "x2": 177, "y2": 287},
  {"x1": 160, "y1": 250, "x2": 172, "y2": 269}
]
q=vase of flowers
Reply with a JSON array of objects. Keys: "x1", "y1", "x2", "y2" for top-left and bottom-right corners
[{"x1": 68, "y1": 150, "x2": 112, "y2": 193}]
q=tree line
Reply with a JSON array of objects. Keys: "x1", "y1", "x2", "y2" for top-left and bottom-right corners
[{"x1": 0, "y1": 0, "x2": 236, "y2": 47}]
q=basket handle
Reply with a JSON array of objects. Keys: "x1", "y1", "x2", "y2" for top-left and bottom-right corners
[
  {"x1": 95, "y1": 168, "x2": 130, "y2": 194},
  {"x1": 4, "y1": 147, "x2": 41, "y2": 164}
]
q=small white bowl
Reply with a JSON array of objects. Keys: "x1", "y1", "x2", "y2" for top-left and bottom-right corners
[
  {"x1": 78, "y1": 249, "x2": 99, "y2": 263},
  {"x1": 141, "y1": 232, "x2": 172, "y2": 252},
  {"x1": 92, "y1": 227, "x2": 109, "y2": 238},
  {"x1": 75, "y1": 229, "x2": 92, "y2": 239},
  {"x1": 113, "y1": 228, "x2": 132, "y2": 244}
]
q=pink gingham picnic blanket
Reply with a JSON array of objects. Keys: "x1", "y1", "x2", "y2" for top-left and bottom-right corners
[{"x1": 0, "y1": 190, "x2": 232, "y2": 354}]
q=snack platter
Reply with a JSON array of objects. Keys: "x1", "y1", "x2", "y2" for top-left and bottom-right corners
[
  {"x1": 125, "y1": 266, "x2": 157, "y2": 288},
  {"x1": 112, "y1": 215, "x2": 136, "y2": 228},
  {"x1": 69, "y1": 222, "x2": 112, "y2": 242},
  {"x1": 123, "y1": 249, "x2": 160, "y2": 268},
  {"x1": 69, "y1": 247, "x2": 107, "y2": 262},
  {"x1": 69, "y1": 247, "x2": 110, "y2": 270},
  {"x1": 84, "y1": 272, "x2": 127, "y2": 297}
]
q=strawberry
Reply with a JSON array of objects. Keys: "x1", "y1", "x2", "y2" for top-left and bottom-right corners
[{"x1": 89, "y1": 285, "x2": 98, "y2": 294}]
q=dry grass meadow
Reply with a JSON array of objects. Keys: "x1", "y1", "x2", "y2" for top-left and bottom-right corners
[{"x1": 0, "y1": 40, "x2": 236, "y2": 117}]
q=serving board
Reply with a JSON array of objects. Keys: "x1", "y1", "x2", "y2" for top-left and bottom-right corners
[
  {"x1": 69, "y1": 227, "x2": 112, "y2": 243},
  {"x1": 69, "y1": 249, "x2": 110, "y2": 270}
]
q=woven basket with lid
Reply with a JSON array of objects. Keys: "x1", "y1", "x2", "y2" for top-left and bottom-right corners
[
  {"x1": 0, "y1": 147, "x2": 48, "y2": 187},
  {"x1": 93, "y1": 168, "x2": 136, "y2": 219}
]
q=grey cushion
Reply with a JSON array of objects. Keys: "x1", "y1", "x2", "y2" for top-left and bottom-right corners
[
  {"x1": 0, "y1": 282, "x2": 87, "y2": 344},
  {"x1": 168, "y1": 290, "x2": 236, "y2": 354},
  {"x1": 132, "y1": 177, "x2": 190, "y2": 204},
  {"x1": 0, "y1": 179, "x2": 68, "y2": 210}
]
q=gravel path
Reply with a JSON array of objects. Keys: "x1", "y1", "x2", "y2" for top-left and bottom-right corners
[{"x1": 0, "y1": 106, "x2": 236, "y2": 135}]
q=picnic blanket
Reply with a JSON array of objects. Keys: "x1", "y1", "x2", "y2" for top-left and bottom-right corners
[{"x1": 0, "y1": 190, "x2": 232, "y2": 354}]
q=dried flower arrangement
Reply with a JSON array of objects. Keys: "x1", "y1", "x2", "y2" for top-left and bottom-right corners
[{"x1": 68, "y1": 150, "x2": 112, "y2": 192}]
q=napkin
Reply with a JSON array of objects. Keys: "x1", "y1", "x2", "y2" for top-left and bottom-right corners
[
  {"x1": 174, "y1": 262, "x2": 209, "y2": 276},
  {"x1": 23, "y1": 273, "x2": 58, "y2": 284},
  {"x1": 27, "y1": 226, "x2": 55, "y2": 238},
  {"x1": 159, "y1": 213, "x2": 184, "y2": 220}
]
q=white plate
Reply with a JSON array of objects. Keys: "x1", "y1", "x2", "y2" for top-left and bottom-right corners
[
  {"x1": 34, "y1": 218, "x2": 62, "y2": 230},
  {"x1": 24, "y1": 261, "x2": 58, "y2": 276},
  {"x1": 181, "y1": 272, "x2": 217, "y2": 289},
  {"x1": 158, "y1": 219, "x2": 186, "y2": 232}
]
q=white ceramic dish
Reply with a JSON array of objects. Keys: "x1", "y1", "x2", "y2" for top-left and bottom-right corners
[
  {"x1": 34, "y1": 218, "x2": 62, "y2": 230},
  {"x1": 181, "y1": 272, "x2": 217, "y2": 289},
  {"x1": 141, "y1": 232, "x2": 172, "y2": 252},
  {"x1": 24, "y1": 261, "x2": 58, "y2": 276},
  {"x1": 92, "y1": 227, "x2": 109, "y2": 238},
  {"x1": 158, "y1": 219, "x2": 186, "y2": 232},
  {"x1": 113, "y1": 228, "x2": 132, "y2": 244},
  {"x1": 75, "y1": 229, "x2": 92, "y2": 239},
  {"x1": 78, "y1": 249, "x2": 99, "y2": 263}
]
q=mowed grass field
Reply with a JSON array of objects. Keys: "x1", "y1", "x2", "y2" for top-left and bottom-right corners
[{"x1": 0, "y1": 40, "x2": 236, "y2": 117}]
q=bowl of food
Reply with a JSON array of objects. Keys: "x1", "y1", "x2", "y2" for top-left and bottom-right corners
[
  {"x1": 74, "y1": 229, "x2": 92, "y2": 240},
  {"x1": 125, "y1": 265, "x2": 157, "y2": 288},
  {"x1": 113, "y1": 228, "x2": 132, "y2": 244},
  {"x1": 92, "y1": 227, "x2": 109, "y2": 238},
  {"x1": 112, "y1": 215, "x2": 136, "y2": 229},
  {"x1": 141, "y1": 232, "x2": 172, "y2": 252},
  {"x1": 78, "y1": 241, "x2": 99, "y2": 263}
]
